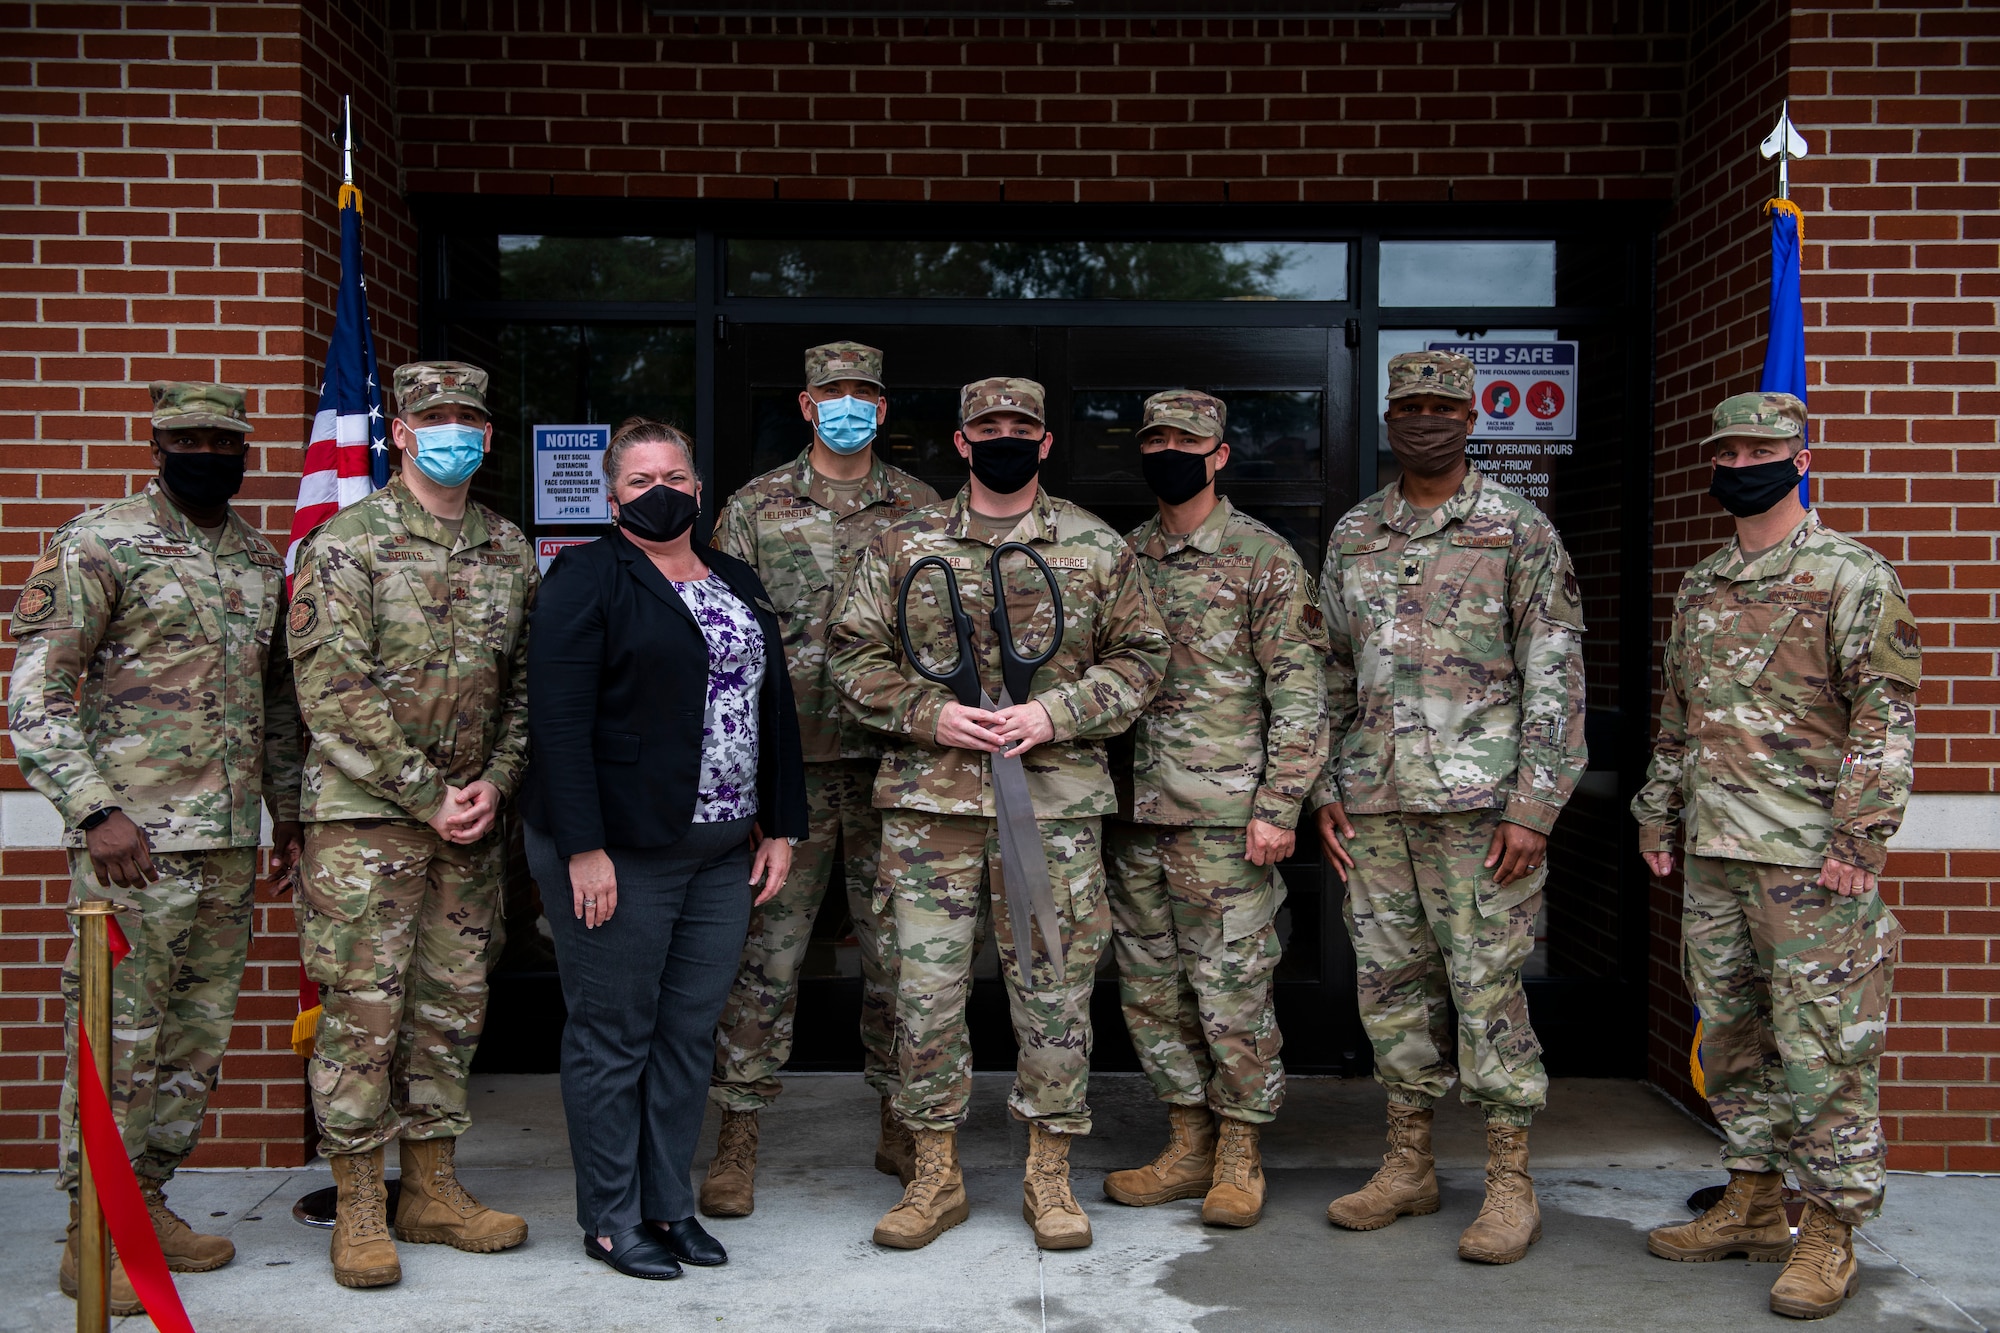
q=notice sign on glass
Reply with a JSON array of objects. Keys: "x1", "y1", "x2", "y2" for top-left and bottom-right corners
[
  {"x1": 1428, "y1": 341, "x2": 1577, "y2": 504},
  {"x1": 534, "y1": 424, "x2": 610, "y2": 524}
]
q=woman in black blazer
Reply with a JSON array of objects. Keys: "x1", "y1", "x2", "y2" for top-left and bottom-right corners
[{"x1": 522, "y1": 418, "x2": 807, "y2": 1281}]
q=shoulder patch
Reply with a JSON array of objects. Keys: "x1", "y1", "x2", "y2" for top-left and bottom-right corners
[
  {"x1": 1299, "y1": 571, "x2": 1325, "y2": 636},
  {"x1": 29, "y1": 551, "x2": 59, "y2": 578},
  {"x1": 15, "y1": 579, "x2": 58, "y2": 625},
  {"x1": 1866, "y1": 592, "x2": 1922, "y2": 690},
  {"x1": 288, "y1": 592, "x2": 319, "y2": 637}
]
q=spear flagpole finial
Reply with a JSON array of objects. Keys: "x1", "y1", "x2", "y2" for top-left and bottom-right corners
[{"x1": 1759, "y1": 99, "x2": 1809, "y2": 200}]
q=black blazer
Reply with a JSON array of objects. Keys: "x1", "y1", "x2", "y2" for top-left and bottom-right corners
[{"x1": 521, "y1": 531, "x2": 807, "y2": 858}]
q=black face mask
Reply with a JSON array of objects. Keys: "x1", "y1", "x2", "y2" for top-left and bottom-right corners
[
  {"x1": 966, "y1": 432, "x2": 1045, "y2": 496},
  {"x1": 617, "y1": 484, "x2": 700, "y2": 543},
  {"x1": 1141, "y1": 443, "x2": 1220, "y2": 506},
  {"x1": 159, "y1": 450, "x2": 246, "y2": 508},
  {"x1": 1708, "y1": 457, "x2": 1802, "y2": 518}
]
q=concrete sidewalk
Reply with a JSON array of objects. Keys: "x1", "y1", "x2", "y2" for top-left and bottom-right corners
[{"x1": 3, "y1": 1075, "x2": 1994, "y2": 1333}]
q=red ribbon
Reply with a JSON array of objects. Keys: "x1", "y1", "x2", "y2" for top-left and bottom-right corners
[{"x1": 76, "y1": 916, "x2": 197, "y2": 1333}]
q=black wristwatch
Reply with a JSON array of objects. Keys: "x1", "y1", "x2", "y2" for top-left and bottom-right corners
[{"x1": 78, "y1": 807, "x2": 120, "y2": 832}]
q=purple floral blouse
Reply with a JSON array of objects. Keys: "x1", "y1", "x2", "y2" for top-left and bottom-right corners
[{"x1": 671, "y1": 572, "x2": 766, "y2": 824}]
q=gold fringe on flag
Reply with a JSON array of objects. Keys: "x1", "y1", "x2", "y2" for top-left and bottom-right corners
[
  {"x1": 1763, "y1": 196, "x2": 1803, "y2": 237},
  {"x1": 337, "y1": 182, "x2": 365, "y2": 214},
  {"x1": 291, "y1": 1004, "x2": 323, "y2": 1060}
]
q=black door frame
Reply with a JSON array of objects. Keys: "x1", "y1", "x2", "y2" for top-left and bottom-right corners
[{"x1": 418, "y1": 198, "x2": 1663, "y2": 1077}]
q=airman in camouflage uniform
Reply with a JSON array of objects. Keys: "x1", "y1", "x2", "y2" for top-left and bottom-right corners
[
  {"x1": 288, "y1": 361, "x2": 534, "y2": 1286},
  {"x1": 1100, "y1": 390, "x2": 1328, "y2": 1229},
  {"x1": 1314, "y1": 350, "x2": 1587, "y2": 1264},
  {"x1": 702, "y1": 342, "x2": 941, "y2": 1216},
  {"x1": 1634, "y1": 392, "x2": 1919, "y2": 1320},
  {"x1": 830, "y1": 376, "x2": 1169, "y2": 1252},
  {"x1": 9, "y1": 382, "x2": 303, "y2": 1305}
]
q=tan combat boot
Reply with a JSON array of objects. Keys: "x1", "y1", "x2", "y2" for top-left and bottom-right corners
[
  {"x1": 1021, "y1": 1122, "x2": 1092, "y2": 1251},
  {"x1": 58, "y1": 1198, "x2": 143, "y2": 1316},
  {"x1": 1458, "y1": 1123, "x2": 1541, "y2": 1264},
  {"x1": 394, "y1": 1136, "x2": 527, "y2": 1252},
  {"x1": 1648, "y1": 1169, "x2": 1793, "y2": 1263},
  {"x1": 1202, "y1": 1118, "x2": 1266, "y2": 1228},
  {"x1": 699, "y1": 1109, "x2": 759, "y2": 1217},
  {"x1": 327, "y1": 1148, "x2": 402, "y2": 1288},
  {"x1": 875, "y1": 1096, "x2": 917, "y2": 1185},
  {"x1": 1769, "y1": 1200, "x2": 1860, "y2": 1319},
  {"x1": 1326, "y1": 1102, "x2": 1440, "y2": 1230},
  {"x1": 140, "y1": 1178, "x2": 235, "y2": 1271},
  {"x1": 1104, "y1": 1103, "x2": 1216, "y2": 1207},
  {"x1": 872, "y1": 1127, "x2": 971, "y2": 1250}
]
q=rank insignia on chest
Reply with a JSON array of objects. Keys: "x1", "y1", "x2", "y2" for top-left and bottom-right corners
[
  {"x1": 15, "y1": 581, "x2": 57, "y2": 623},
  {"x1": 1791, "y1": 571, "x2": 1815, "y2": 586}
]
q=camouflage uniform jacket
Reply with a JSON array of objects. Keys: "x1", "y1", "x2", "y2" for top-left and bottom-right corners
[
  {"x1": 1631, "y1": 511, "x2": 1920, "y2": 874},
  {"x1": 1310, "y1": 467, "x2": 1587, "y2": 836},
  {"x1": 828, "y1": 485, "x2": 1170, "y2": 819},
  {"x1": 7, "y1": 482, "x2": 303, "y2": 850},
  {"x1": 712, "y1": 449, "x2": 939, "y2": 763},
  {"x1": 1122, "y1": 497, "x2": 1330, "y2": 830},
  {"x1": 287, "y1": 474, "x2": 535, "y2": 824}
]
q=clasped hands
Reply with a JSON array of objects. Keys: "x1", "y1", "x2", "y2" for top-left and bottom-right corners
[
  {"x1": 936, "y1": 699, "x2": 1056, "y2": 757},
  {"x1": 426, "y1": 781, "x2": 502, "y2": 845}
]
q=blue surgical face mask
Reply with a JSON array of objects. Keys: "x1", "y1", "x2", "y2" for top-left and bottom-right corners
[
  {"x1": 408, "y1": 422, "x2": 486, "y2": 487},
  {"x1": 815, "y1": 395, "x2": 879, "y2": 455}
]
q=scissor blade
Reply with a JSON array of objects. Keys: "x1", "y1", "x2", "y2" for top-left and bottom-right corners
[{"x1": 988, "y1": 689, "x2": 1067, "y2": 981}]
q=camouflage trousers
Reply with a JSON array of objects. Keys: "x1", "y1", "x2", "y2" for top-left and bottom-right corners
[
  {"x1": 882, "y1": 810, "x2": 1111, "y2": 1135},
  {"x1": 710, "y1": 758, "x2": 895, "y2": 1111},
  {"x1": 1344, "y1": 809, "x2": 1547, "y2": 1127},
  {"x1": 57, "y1": 848, "x2": 256, "y2": 1193},
  {"x1": 298, "y1": 819, "x2": 504, "y2": 1156},
  {"x1": 1106, "y1": 822, "x2": 1285, "y2": 1124},
  {"x1": 1684, "y1": 854, "x2": 1903, "y2": 1225}
]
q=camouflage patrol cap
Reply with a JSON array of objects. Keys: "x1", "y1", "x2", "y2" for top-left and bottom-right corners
[
  {"x1": 960, "y1": 376, "x2": 1045, "y2": 425},
  {"x1": 805, "y1": 341, "x2": 885, "y2": 389},
  {"x1": 1386, "y1": 350, "x2": 1475, "y2": 402},
  {"x1": 393, "y1": 361, "x2": 490, "y2": 417},
  {"x1": 1137, "y1": 389, "x2": 1227, "y2": 442},
  {"x1": 149, "y1": 381, "x2": 252, "y2": 434},
  {"x1": 1700, "y1": 391, "x2": 1807, "y2": 448}
]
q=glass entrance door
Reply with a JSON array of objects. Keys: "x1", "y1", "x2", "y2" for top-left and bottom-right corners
[{"x1": 716, "y1": 320, "x2": 1365, "y2": 1075}]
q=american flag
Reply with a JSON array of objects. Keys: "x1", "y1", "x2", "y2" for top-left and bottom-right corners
[{"x1": 285, "y1": 180, "x2": 389, "y2": 576}]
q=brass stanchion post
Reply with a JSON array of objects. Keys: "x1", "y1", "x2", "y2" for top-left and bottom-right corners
[{"x1": 70, "y1": 900, "x2": 120, "y2": 1333}]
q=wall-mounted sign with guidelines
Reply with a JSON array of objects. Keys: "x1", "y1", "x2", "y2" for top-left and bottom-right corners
[
  {"x1": 533, "y1": 424, "x2": 611, "y2": 524},
  {"x1": 1429, "y1": 340, "x2": 1577, "y2": 504},
  {"x1": 537, "y1": 536, "x2": 596, "y2": 575}
]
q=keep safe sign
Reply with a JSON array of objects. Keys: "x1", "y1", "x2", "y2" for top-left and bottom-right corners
[
  {"x1": 534, "y1": 424, "x2": 611, "y2": 524},
  {"x1": 1428, "y1": 341, "x2": 1578, "y2": 441}
]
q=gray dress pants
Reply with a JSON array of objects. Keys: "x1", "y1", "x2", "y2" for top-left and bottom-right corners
[{"x1": 527, "y1": 817, "x2": 755, "y2": 1235}]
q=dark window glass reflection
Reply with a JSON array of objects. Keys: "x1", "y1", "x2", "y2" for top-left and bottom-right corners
[
  {"x1": 727, "y1": 239, "x2": 1349, "y2": 301},
  {"x1": 448, "y1": 323, "x2": 696, "y2": 532},
  {"x1": 1069, "y1": 390, "x2": 1321, "y2": 484},
  {"x1": 447, "y1": 236, "x2": 697, "y2": 302}
]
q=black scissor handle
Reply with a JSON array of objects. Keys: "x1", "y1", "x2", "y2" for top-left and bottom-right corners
[
  {"x1": 897, "y1": 554, "x2": 982, "y2": 708},
  {"x1": 989, "y1": 541, "x2": 1064, "y2": 707}
]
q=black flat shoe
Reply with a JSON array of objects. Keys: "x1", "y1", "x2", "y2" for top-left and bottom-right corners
[
  {"x1": 584, "y1": 1226, "x2": 682, "y2": 1279},
  {"x1": 650, "y1": 1216, "x2": 728, "y2": 1267}
]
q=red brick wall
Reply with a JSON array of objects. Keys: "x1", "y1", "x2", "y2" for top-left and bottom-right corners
[
  {"x1": 390, "y1": 5, "x2": 1688, "y2": 203},
  {"x1": 0, "y1": 0, "x2": 414, "y2": 1168},
  {"x1": 1642, "y1": 0, "x2": 2000, "y2": 1170},
  {"x1": 1796, "y1": 1, "x2": 2000, "y2": 1171}
]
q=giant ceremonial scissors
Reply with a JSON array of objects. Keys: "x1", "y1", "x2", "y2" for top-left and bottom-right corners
[{"x1": 897, "y1": 541, "x2": 1067, "y2": 985}]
